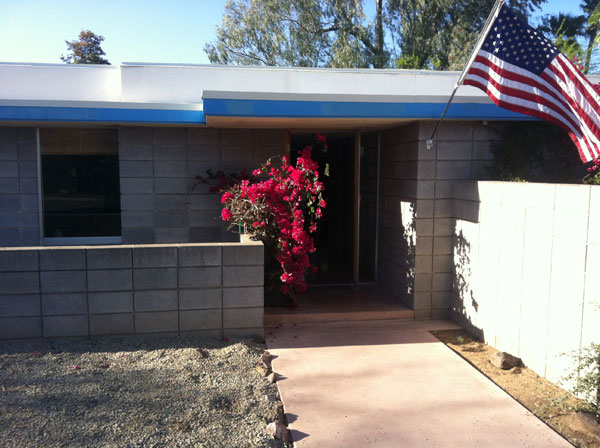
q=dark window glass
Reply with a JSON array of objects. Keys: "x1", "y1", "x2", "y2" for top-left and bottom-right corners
[{"x1": 40, "y1": 128, "x2": 121, "y2": 238}]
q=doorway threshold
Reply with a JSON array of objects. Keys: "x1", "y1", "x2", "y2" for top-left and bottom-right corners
[{"x1": 264, "y1": 285, "x2": 414, "y2": 326}]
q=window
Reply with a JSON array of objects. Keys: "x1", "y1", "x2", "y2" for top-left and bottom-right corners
[{"x1": 40, "y1": 128, "x2": 121, "y2": 239}]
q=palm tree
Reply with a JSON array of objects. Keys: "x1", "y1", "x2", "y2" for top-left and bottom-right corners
[{"x1": 581, "y1": 0, "x2": 600, "y2": 73}]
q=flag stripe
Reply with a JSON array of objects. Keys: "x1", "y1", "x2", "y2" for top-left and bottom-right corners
[{"x1": 463, "y1": 3, "x2": 600, "y2": 163}]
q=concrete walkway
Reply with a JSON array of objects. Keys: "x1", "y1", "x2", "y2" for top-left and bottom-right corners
[{"x1": 266, "y1": 320, "x2": 571, "y2": 448}]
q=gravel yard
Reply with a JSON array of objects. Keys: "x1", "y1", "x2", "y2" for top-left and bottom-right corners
[{"x1": 0, "y1": 336, "x2": 289, "y2": 448}]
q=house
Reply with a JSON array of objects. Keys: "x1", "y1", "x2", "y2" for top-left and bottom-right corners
[{"x1": 1, "y1": 62, "x2": 597, "y2": 385}]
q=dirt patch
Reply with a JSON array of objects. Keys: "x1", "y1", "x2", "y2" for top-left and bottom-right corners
[
  {"x1": 431, "y1": 329, "x2": 600, "y2": 448},
  {"x1": 0, "y1": 336, "x2": 291, "y2": 448}
]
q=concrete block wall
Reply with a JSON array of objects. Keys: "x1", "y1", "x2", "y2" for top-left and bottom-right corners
[
  {"x1": 119, "y1": 127, "x2": 285, "y2": 244},
  {"x1": 0, "y1": 241, "x2": 264, "y2": 340},
  {"x1": 0, "y1": 127, "x2": 40, "y2": 246},
  {"x1": 450, "y1": 181, "x2": 600, "y2": 385}
]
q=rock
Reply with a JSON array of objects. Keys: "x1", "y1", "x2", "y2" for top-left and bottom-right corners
[
  {"x1": 267, "y1": 422, "x2": 291, "y2": 442},
  {"x1": 489, "y1": 351, "x2": 521, "y2": 370},
  {"x1": 267, "y1": 373, "x2": 277, "y2": 383},
  {"x1": 255, "y1": 365, "x2": 270, "y2": 376},
  {"x1": 261, "y1": 351, "x2": 273, "y2": 364},
  {"x1": 265, "y1": 394, "x2": 278, "y2": 402},
  {"x1": 567, "y1": 411, "x2": 600, "y2": 442}
]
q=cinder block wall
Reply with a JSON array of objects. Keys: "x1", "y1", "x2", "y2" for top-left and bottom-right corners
[
  {"x1": 377, "y1": 121, "x2": 499, "y2": 319},
  {"x1": 0, "y1": 241, "x2": 264, "y2": 340},
  {"x1": 451, "y1": 182, "x2": 599, "y2": 385},
  {"x1": 119, "y1": 127, "x2": 285, "y2": 244},
  {"x1": 0, "y1": 128, "x2": 40, "y2": 246}
]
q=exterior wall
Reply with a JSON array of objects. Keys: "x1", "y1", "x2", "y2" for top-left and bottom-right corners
[
  {"x1": 0, "y1": 241, "x2": 264, "y2": 340},
  {"x1": 0, "y1": 127, "x2": 40, "y2": 246},
  {"x1": 450, "y1": 182, "x2": 599, "y2": 385},
  {"x1": 119, "y1": 127, "x2": 285, "y2": 244}
]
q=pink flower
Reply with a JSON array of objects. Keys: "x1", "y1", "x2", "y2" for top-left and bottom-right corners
[
  {"x1": 73, "y1": 365, "x2": 79, "y2": 370},
  {"x1": 221, "y1": 208, "x2": 233, "y2": 221}
]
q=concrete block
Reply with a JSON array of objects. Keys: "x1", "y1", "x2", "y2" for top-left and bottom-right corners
[
  {"x1": 154, "y1": 127, "x2": 186, "y2": 145},
  {"x1": 415, "y1": 219, "x2": 433, "y2": 237},
  {"x1": 432, "y1": 291, "x2": 450, "y2": 308},
  {"x1": 19, "y1": 177, "x2": 37, "y2": 194},
  {"x1": 180, "y1": 309, "x2": 222, "y2": 331},
  {"x1": 19, "y1": 212, "x2": 37, "y2": 228},
  {"x1": 416, "y1": 200, "x2": 434, "y2": 218},
  {"x1": 119, "y1": 127, "x2": 153, "y2": 146},
  {"x1": 554, "y1": 184, "x2": 590, "y2": 212},
  {"x1": 189, "y1": 210, "x2": 221, "y2": 227},
  {"x1": 414, "y1": 273, "x2": 432, "y2": 292},
  {"x1": 223, "y1": 266, "x2": 264, "y2": 287},
  {"x1": 433, "y1": 255, "x2": 453, "y2": 273},
  {"x1": 188, "y1": 194, "x2": 220, "y2": 210},
  {"x1": 0, "y1": 272, "x2": 40, "y2": 294},
  {"x1": 18, "y1": 161, "x2": 37, "y2": 178},
  {"x1": 89, "y1": 291, "x2": 133, "y2": 314},
  {"x1": 122, "y1": 228, "x2": 155, "y2": 244},
  {"x1": 154, "y1": 194, "x2": 188, "y2": 210},
  {"x1": 179, "y1": 288, "x2": 221, "y2": 310},
  {"x1": 0, "y1": 129, "x2": 18, "y2": 160},
  {"x1": 472, "y1": 140, "x2": 493, "y2": 160},
  {"x1": 133, "y1": 267, "x2": 177, "y2": 290},
  {"x1": 178, "y1": 266, "x2": 222, "y2": 288},
  {"x1": 0, "y1": 178, "x2": 18, "y2": 193},
  {"x1": 155, "y1": 227, "x2": 188, "y2": 243},
  {"x1": 178, "y1": 245, "x2": 222, "y2": 266},
  {"x1": 40, "y1": 249, "x2": 86, "y2": 271},
  {"x1": 0, "y1": 250, "x2": 38, "y2": 271},
  {"x1": 154, "y1": 161, "x2": 188, "y2": 177},
  {"x1": 133, "y1": 246, "x2": 177, "y2": 268},
  {"x1": 436, "y1": 161, "x2": 472, "y2": 180},
  {"x1": 43, "y1": 316, "x2": 88, "y2": 338},
  {"x1": 90, "y1": 313, "x2": 134, "y2": 336},
  {"x1": 223, "y1": 244, "x2": 264, "y2": 266},
  {"x1": 43, "y1": 315, "x2": 88, "y2": 338},
  {"x1": 119, "y1": 144, "x2": 153, "y2": 161},
  {"x1": 417, "y1": 161, "x2": 435, "y2": 180},
  {"x1": 437, "y1": 141, "x2": 472, "y2": 161},
  {"x1": 21, "y1": 227, "x2": 40, "y2": 245},
  {"x1": 19, "y1": 195, "x2": 38, "y2": 211},
  {"x1": 187, "y1": 127, "x2": 220, "y2": 145},
  {"x1": 154, "y1": 210, "x2": 187, "y2": 227},
  {"x1": 414, "y1": 255, "x2": 432, "y2": 274},
  {"x1": 223, "y1": 287, "x2": 263, "y2": 308},
  {"x1": 434, "y1": 236, "x2": 454, "y2": 256},
  {"x1": 120, "y1": 194, "x2": 154, "y2": 211},
  {"x1": 87, "y1": 248, "x2": 132, "y2": 269},
  {"x1": 134, "y1": 289, "x2": 178, "y2": 311},
  {"x1": 0, "y1": 195, "x2": 19, "y2": 211},
  {"x1": 434, "y1": 218, "x2": 455, "y2": 237},
  {"x1": 119, "y1": 160, "x2": 154, "y2": 177},
  {"x1": 135, "y1": 311, "x2": 178, "y2": 334},
  {"x1": 462, "y1": 201, "x2": 480, "y2": 223},
  {"x1": 42, "y1": 293, "x2": 86, "y2": 315},
  {"x1": 154, "y1": 145, "x2": 187, "y2": 162},
  {"x1": 121, "y1": 211, "x2": 154, "y2": 228},
  {"x1": 0, "y1": 316, "x2": 41, "y2": 339},
  {"x1": 0, "y1": 212, "x2": 20, "y2": 227},
  {"x1": 223, "y1": 307, "x2": 263, "y2": 328},
  {"x1": 415, "y1": 237, "x2": 433, "y2": 255},
  {"x1": 120, "y1": 178, "x2": 154, "y2": 194},
  {"x1": 0, "y1": 294, "x2": 40, "y2": 317},
  {"x1": 433, "y1": 273, "x2": 453, "y2": 291},
  {"x1": 18, "y1": 142, "x2": 37, "y2": 161},
  {"x1": 585, "y1": 243, "x2": 600, "y2": 301},
  {"x1": 434, "y1": 199, "x2": 455, "y2": 218},
  {"x1": 87, "y1": 269, "x2": 133, "y2": 292},
  {"x1": 154, "y1": 177, "x2": 190, "y2": 194},
  {"x1": 0, "y1": 161, "x2": 18, "y2": 177},
  {"x1": 434, "y1": 181, "x2": 456, "y2": 199},
  {"x1": 554, "y1": 212, "x2": 588, "y2": 243},
  {"x1": 416, "y1": 181, "x2": 435, "y2": 199}
]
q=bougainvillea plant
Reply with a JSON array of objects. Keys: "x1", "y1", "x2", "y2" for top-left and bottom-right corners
[{"x1": 219, "y1": 134, "x2": 328, "y2": 304}]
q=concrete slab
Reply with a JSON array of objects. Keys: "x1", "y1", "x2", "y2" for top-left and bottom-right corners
[{"x1": 267, "y1": 320, "x2": 571, "y2": 448}]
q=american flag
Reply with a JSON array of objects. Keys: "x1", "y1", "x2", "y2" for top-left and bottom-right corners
[{"x1": 463, "y1": 2, "x2": 600, "y2": 162}]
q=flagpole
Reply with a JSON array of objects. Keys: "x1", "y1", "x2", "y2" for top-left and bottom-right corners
[{"x1": 426, "y1": 0, "x2": 506, "y2": 150}]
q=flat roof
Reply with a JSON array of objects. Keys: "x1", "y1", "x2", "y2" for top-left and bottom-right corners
[{"x1": 3, "y1": 62, "x2": 587, "y2": 127}]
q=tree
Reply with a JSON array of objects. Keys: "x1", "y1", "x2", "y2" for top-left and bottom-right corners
[
  {"x1": 581, "y1": 0, "x2": 600, "y2": 73},
  {"x1": 538, "y1": 13, "x2": 586, "y2": 61},
  {"x1": 61, "y1": 30, "x2": 110, "y2": 65},
  {"x1": 206, "y1": 0, "x2": 545, "y2": 70}
]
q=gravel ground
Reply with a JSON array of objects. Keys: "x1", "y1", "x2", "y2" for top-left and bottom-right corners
[{"x1": 0, "y1": 336, "x2": 290, "y2": 448}]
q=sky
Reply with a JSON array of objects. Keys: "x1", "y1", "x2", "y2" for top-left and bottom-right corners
[{"x1": 0, "y1": 0, "x2": 587, "y2": 66}]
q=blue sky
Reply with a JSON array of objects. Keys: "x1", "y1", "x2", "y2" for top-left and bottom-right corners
[{"x1": 0, "y1": 0, "x2": 586, "y2": 65}]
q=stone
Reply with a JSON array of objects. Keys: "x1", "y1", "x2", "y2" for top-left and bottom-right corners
[
  {"x1": 489, "y1": 351, "x2": 522, "y2": 370},
  {"x1": 265, "y1": 394, "x2": 278, "y2": 402},
  {"x1": 256, "y1": 364, "x2": 271, "y2": 376},
  {"x1": 266, "y1": 422, "x2": 291, "y2": 442},
  {"x1": 267, "y1": 373, "x2": 277, "y2": 384}
]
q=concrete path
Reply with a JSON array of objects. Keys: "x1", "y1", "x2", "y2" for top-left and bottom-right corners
[{"x1": 266, "y1": 320, "x2": 571, "y2": 448}]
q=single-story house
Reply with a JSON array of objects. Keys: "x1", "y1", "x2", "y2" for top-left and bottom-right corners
[{"x1": 0, "y1": 62, "x2": 597, "y2": 386}]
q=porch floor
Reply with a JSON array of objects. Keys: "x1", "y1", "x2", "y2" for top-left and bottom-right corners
[{"x1": 264, "y1": 285, "x2": 414, "y2": 326}]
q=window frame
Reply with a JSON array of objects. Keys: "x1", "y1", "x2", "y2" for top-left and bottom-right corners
[{"x1": 36, "y1": 127, "x2": 123, "y2": 246}]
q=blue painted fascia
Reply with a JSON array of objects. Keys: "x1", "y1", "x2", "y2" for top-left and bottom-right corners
[
  {"x1": 0, "y1": 105, "x2": 205, "y2": 125},
  {"x1": 203, "y1": 98, "x2": 535, "y2": 121}
]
